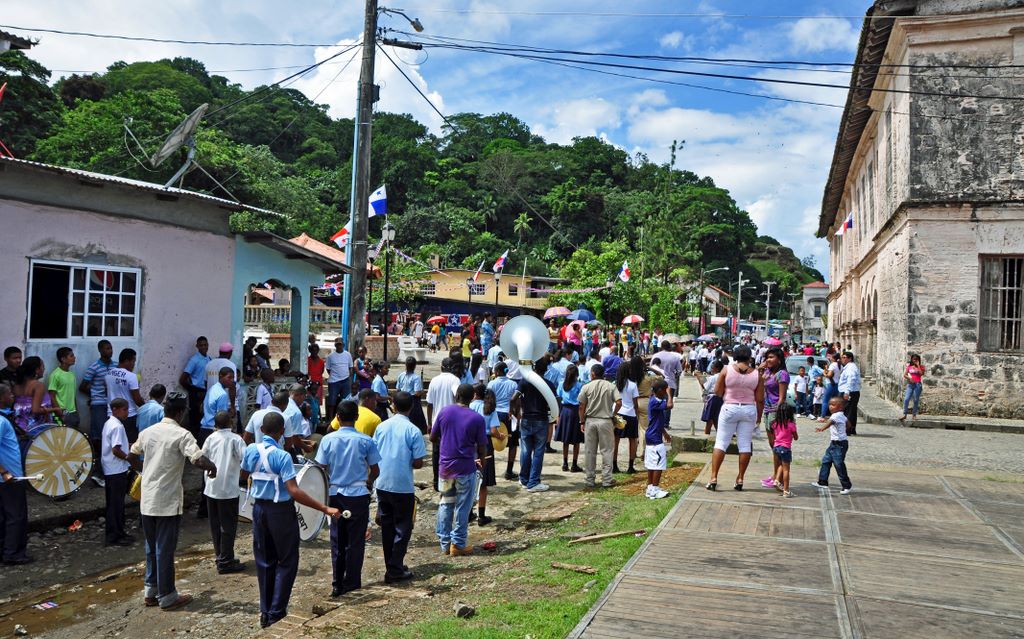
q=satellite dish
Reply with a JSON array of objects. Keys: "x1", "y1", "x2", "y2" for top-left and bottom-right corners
[{"x1": 150, "y1": 103, "x2": 208, "y2": 168}]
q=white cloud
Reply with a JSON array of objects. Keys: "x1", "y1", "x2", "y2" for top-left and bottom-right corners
[
  {"x1": 658, "y1": 31, "x2": 694, "y2": 51},
  {"x1": 788, "y1": 17, "x2": 860, "y2": 54},
  {"x1": 532, "y1": 97, "x2": 621, "y2": 144}
]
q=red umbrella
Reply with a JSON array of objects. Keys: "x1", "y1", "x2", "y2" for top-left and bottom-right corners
[
  {"x1": 621, "y1": 314, "x2": 644, "y2": 324},
  {"x1": 426, "y1": 315, "x2": 447, "y2": 325}
]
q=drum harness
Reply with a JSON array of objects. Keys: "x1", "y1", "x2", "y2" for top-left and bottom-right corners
[{"x1": 252, "y1": 443, "x2": 283, "y2": 503}]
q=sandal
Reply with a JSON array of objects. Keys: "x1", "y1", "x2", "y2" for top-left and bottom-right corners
[
  {"x1": 160, "y1": 594, "x2": 193, "y2": 611},
  {"x1": 734, "y1": 481, "x2": 744, "y2": 491},
  {"x1": 898, "y1": 414, "x2": 907, "y2": 422},
  {"x1": 705, "y1": 480, "x2": 717, "y2": 491}
]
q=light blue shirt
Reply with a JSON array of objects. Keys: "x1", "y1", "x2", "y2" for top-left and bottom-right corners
[
  {"x1": 241, "y1": 436, "x2": 296, "y2": 501},
  {"x1": 550, "y1": 358, "x2": 571, "y2": 386},
  {"x1": 136, "y1": 400, "x2": 165, "y2": 433},
  {"x1": 481, "y1": 321, "x2": 494, "y2": 350},
  {"x1": 283, "y1": 398, "x2": 304, "y2": 438},
  {"x1": 372, "y1": 375, "x2": 389, "y2": 400},
  {"x1": 470, "y1": 399, "x2": 500, "y2": 431},
  {"x1": 372, "y1": 414, "x2": 427, "y2": 494},
  {"x1": 183, "y1": 353, "x2": 211, "y2": 389},
  {"x1": 0, "y1": 411, "x2": 23, "y2": 476},
  {"x1": 487, "y1": 376, "x2": 518, "y2": 413},
  {"x1": 202, "y1": 383, "x2": 230, "y2": 429},
  {"x1": 837, "y1": 362, "x2": 862, "y2": 394},
  {"x1": 315, "y1": 427, "x2": 381, "y2": 497},
  {"x1": 486, "y1": 345, "x2": 503, "y2": 369},
  {"x1": 808, "y1": 365, "x2": 825, "y2": 386},
  {"x1": 557, "y1": 380, "x2": 583, "y2": 406},
  {"x1": 396, "y1": 372, "x2": 423, "y2": 395}
]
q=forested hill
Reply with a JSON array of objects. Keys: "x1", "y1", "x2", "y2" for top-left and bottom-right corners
[{"x1": 1, "y1": 51, "x2": 820, "y2": 328}]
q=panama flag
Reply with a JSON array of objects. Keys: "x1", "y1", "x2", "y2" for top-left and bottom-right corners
[
  {"x1": 472, "y1": 260, "x2": 485, "y2": 283},
  {"x1": 368, "y1": 185, "x2": 387, "y2": 218},
  {"x1": 331, "y1": 221, "x2": 352, "y2": 248},
  {"x1": 492, "y1": 249, "x2": 508, "y2": 272},
  {"x1": 618, "y1": 260, "x2": 630, "y2": 282},
  {"x1": 836, "y1": 212, "x2": 853, "y2": 237}
]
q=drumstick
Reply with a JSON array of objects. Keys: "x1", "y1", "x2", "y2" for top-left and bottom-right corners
[{"x1": 13, "y1": 474, "x2": 44, "y2": 481}]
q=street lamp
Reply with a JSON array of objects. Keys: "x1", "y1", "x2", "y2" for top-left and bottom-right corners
[
  {"x1": 763, "y1": 281, "x2": 777, "y2": 338},
  {"x1": 382, "y1": 222, "x2": 396, "y2": 362},
  {"x1": 698, "y1": 266, "x2": 729, "y2": 334}
]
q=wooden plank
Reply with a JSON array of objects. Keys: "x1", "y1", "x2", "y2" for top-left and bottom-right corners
[
  {"x1": 856, "y1": 597, "x2": 1024, "y2": 639},
  {"x1": 833, "y1": 492, "x2": 980, "y2": 523},
  {"x1": 668, "y1": 501, "x2": 825, "y2": 541},
  {"x1": 841, "y1": 547, "x2": 1024, "y2": 617},
  {"x1": 837, "y1": 511, "x2": 1022, "y2": 565},
  {"x1": 569, "y1": 529, "x2": 646, "y2": 545},
  {"x1": 971, "y1": 500, "x2": 1024, "y2": 531},
  {"x1": 944, "y1": 477, "x2": 1024, "y2": 505}
]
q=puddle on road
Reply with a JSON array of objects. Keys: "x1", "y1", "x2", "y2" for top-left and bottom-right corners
[{"x1": 0, "y1": 552, "x2": 208, "y2": 639}]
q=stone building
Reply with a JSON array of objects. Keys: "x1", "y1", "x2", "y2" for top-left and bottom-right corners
[
  {"x1": 818, "y1": 0, "x2": 1024, "y2": 418},
  {"x1": 798, "y1": 282, "x2": 830, "y2": 343}
]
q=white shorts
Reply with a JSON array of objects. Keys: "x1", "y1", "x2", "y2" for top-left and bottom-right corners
[
  {"x1": 715, "y1": 403, "x2": 758, "y2": 453},
  {"x1": 644, "y1": 443, "x2": 668, "y2": 471}
]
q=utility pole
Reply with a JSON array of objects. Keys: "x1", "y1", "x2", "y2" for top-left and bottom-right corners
[
  {"x1": 342, "y1": 0, "x2": 380, "y2": 351},
  {"x1": 735, "y1": 270, "x2": 749, "y2": 338},
  {"x1": 764, "y1": 281, "x2": 776, "y2": 339}
]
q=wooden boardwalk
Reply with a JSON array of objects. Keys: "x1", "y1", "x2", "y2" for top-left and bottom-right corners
[{"x1": 569, "y1": 462, "x2": 1024, "y2": 639}]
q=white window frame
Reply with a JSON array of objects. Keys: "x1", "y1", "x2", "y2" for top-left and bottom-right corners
[
  {"x1": 27, "y1": 259, "x2": 142, "y2": 342},
  {"x1": 469, "y1": 282, "x2": 486, "y2": 296},
  {"x1": 419, "y1": 282, "x2": 437, "y2": 296}
]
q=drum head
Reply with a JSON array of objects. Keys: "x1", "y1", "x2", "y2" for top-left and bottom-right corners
[
  {"x1": 294, "y1": 463, "x2": 328, "y2": 542},
  {"x1": 25, "y1": 426, "x2": 93, "y2": 497}
]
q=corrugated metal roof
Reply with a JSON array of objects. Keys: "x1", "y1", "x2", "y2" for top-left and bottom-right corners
[
  {"x1": 0, "y1": 156, "x2": 284, "y2": 217},
  {"x1": 0, "y1": 30, "x2": 35, "y2": 50}
]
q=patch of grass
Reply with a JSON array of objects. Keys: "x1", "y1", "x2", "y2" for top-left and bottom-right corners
[{"x1": 357, "y1": 465, "x2": 700, "y2": 639}]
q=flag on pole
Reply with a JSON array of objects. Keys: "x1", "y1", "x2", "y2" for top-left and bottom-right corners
[
  {"x1": 618, "y1": 260, "x2": 631, "y2": 282},
  {"x1": 368, "y1": 185, "x2": 387, "y2": 218},
  {"x1": 492, "y1": 249, "x2": 508, "y2": 272},
  {"x1": 472, "y1": 261, "x2": 485, "y2": 283},
  {"x1": 331, "y1": 222, "x2": 352, "y2": 248},
  {"x1": 836, "y1": 212, "x2": 853, "y2": 236}
]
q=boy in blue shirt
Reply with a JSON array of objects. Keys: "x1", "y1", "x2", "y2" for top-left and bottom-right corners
[
  {"x1": 136, "y1": 384, "x2": 166, "y2": 434},
  {"x1": 643, "y1": 380, "x2": 672, "y2": 500},
  {"x1": 315, "y1": 400, "x2": 381, "y2": 597},
  {"x1": 0, "y1": 384, "x2": 30, "y2": 565},
  {"x1": 241, "y1": 412, "x2": 340, "y2": 628}
]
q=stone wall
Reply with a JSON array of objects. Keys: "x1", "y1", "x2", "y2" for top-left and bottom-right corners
[
  {"x1": 901, "y1": 205, "x2": 1024, "y2": 418},
  {"x1": 873, "y1": 222, "x2": 912, "y2": 404}
]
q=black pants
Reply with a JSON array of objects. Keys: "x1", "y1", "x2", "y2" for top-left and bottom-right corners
[
  {"x1": 329, "y1": 494, "x2": 370, "y2": 594},
  {"x1": 122, "y1": 415, "x2": 139, "y2": 444},
  {"x1": 844, "y1": 391, "x2": 861, "y2": 434},
  {"x1": 0, "y1": 480, "x2": 28, "y2": 562},
  {"x1": 207, "y1": 496, "x2": 239, "y2": 569},
  {"x1": 104, "y1": 471, "x2": 128, "y2": 543},
  {"x1": 253, "y1": 500, "x2": 299, "y2": 621},
  {"x1": 432, "y1": 443, "x2": 440, "y2": 492},
  {"x1": 377, "y1": 490, "x2": 415, "y2": 576},
  {"x1": 186, "y1": 387, "x2": 205, "y2": 437}
]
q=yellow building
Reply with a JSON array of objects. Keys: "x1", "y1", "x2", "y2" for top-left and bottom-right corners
[{"x1": 415, "y1": 269, "x2": 568, "y2": 315}]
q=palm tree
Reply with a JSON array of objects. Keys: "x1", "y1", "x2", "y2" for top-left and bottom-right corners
[
  {"x1": 480, "y1": 194, "x2": 498, "y2": 232},
  {"x1": 513, "y1": 211, "x2": 532, "y2": 249}
]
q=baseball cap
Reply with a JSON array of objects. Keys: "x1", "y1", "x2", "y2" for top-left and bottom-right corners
[{"x1": 219, "y1": 342, "x2": 234, "y2": 353}]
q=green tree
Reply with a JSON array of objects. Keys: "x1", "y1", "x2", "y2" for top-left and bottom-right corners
[
  {"x1": 0, "y1": 50, "x2": 63, "y2": 157},
  {"x1": 103, "y1": 60, "x2": 212, "y2": 112}
]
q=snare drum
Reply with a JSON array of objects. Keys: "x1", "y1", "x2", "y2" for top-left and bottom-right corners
[
  {"x1": 24, "y1": 426, "x2": 93, "y2": 498},
  {"x1": 237, "y1": 463, "x2": 329, "y2": 543}
]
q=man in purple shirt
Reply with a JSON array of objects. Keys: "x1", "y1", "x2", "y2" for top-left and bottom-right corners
[{"x1": 429, "y1": 384, "x2": 487, "y2": 557}]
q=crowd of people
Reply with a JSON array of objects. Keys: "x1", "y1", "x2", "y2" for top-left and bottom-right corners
[{"x1": 0, "y1": 321, "x2": 922, "y2": 628}]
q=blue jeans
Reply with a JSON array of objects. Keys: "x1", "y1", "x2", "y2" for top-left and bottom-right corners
[
  {"x1": 436, "y1": 474, "x2": 475, "y2": 550},
  {"x1": 583, "y1": 340, "x2": 592, "y2": 359},
  {"x1": 817, "y1": 441, "x2": 852, "y2": 490},
  {"x1": 519, "y1": 419, "x2": 548, "y2": 488},
  {"x1": 820, "y1": 384, "x2": 837, "y2": 418},
  {"x1": 142, "y1": 515, "x2": 182, "y2": 608},
  {"x1": 327, "y1": 377, "x2": 350, "y2": 413},
  {"x1": 903, "y1": 382, "x2": 922, "y2": 416}
]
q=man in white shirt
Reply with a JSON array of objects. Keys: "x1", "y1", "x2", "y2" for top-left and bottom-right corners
[
  {"x1": 201, "y1": 410, "x2": 246, "y2": 574},
  {"x1": 426, "y1": 358, "x2": 461, "y2": 491},
  {"x1": 105, "y1": 348, "x2": 145, "y2": 441},
  {"x1": 837, "y1": 351, "x2": 863, "y2": 435},
  {"x1": 204, "y1": 342, "x2": 238, "y2": 417},
  {"x1": 325, "y1": 339, "x2": 354, "y2": 423},
  {"x1": 413, "y1": 319, "x2": 425, "y2": 346},
  {"x1": 284, "y1": 383, "x2": 311, "y2": 446},
  {"x1": 486, "y1": 343, "x2": 503, "y2": 376},
  {"x1": 127, "y1": 394, "x2": 217, "y2": 611},
  {"x1": 102, "y1": 399, "x2": 133, "y2": 546},
  {"x1": 243, "y1": 391, "x2": 289, "y2": 445}
]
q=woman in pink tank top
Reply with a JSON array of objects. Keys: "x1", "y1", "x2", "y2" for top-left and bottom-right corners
[{"x1": 707, "y1": 345, "x2": 764, "y2": 491}]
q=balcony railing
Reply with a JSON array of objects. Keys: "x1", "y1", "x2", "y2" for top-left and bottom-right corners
[{"x1": 244, "y1": 304, "x2": 342, "y2": 328}]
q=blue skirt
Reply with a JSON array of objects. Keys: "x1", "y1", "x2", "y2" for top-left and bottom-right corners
[{"x1": 555, "y1": 404, "x2": 584, "y2": 445}]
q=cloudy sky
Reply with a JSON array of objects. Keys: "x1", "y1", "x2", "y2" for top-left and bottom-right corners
[{"x1": 6, "y1": 0, "x2": 874, "y2": 276}]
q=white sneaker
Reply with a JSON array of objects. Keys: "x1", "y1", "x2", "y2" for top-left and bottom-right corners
[
  {"x1": 527, "y1": 483, "x2": 550, "y2": 493},
  {"x1": 810, "y1": 482, "x2": 828, "y2": 489},
  {"x1": 650, "y1": 488, "x2": 669, "y2": 499},
  {"x1": 839, "y1": 487, "x2": 853, "y2": 495},
  {"x1": 644, "y1": 485, "x2": 654, "y2": 498}
]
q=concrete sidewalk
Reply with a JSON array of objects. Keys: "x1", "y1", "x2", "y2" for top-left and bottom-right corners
[
  {"x1": 569, "y1": 462, "x2": 1024, "y2": 639},
  {"x1": 857, "y1": 382, "x2": 1024, "y2": 434}
]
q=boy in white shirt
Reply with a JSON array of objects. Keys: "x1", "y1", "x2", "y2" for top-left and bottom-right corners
[
  {"x1": 812, "y1": 377, "x2": 825, "y2": 418},
  {"x1": 102, "y1": 399, "x2": 134, "y2": 546},
  {"x1": 810, "y1": 397, "x2": 853, "y2": 494},
  {"x1": 202, "y1": 411, "x2": 246, "y2": 573},
  {"x1": 793, "y1": 366, "x2": 810, "y2": 417}
]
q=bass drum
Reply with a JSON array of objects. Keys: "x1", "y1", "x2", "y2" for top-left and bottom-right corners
[
  {"x1": 236, "y1": 463, "x2": 329, "y2": 543},
  {"x1": 24, "y1": 426, "x2": 93, "y2": 497}
]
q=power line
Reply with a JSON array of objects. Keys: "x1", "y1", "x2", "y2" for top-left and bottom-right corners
[
  {"x1": 381, "y1": 8, "x2": 1001, "y2": 21},
  {"x1": 416, "y1": 41, "x2": 1024, "y2": 102},
  {"x1": 0, "y1": 23, "x2": 342, "y2": 47}
]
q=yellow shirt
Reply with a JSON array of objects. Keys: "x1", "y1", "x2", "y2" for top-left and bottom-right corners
[
  {"x1": 462, "y1": 338, "x2": 472, "y2": 359},
  {"x1": 329, "y1": 406, "x2": 382, "y2": 437}
]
